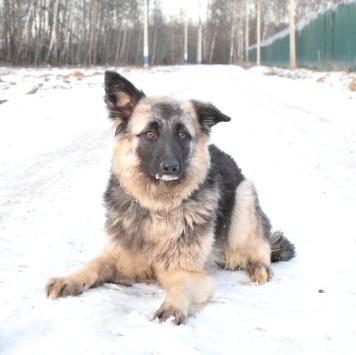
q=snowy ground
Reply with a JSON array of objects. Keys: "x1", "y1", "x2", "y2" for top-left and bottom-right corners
[{"x1": 0, "y1": 65, "x2": 355, "y2": 354}]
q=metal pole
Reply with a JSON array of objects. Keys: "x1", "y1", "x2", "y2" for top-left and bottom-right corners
[
  {"x1": 257, "y1": 0, "x2": 261, "y2": 66},
  {"x1": 245, "y1": 5, "x2": 249, "y2": 63},
  {"x1": 290, "y1": 0, "x2": 296, "y2": 69},
  {"x1": 143, "y1": 0, "x2": 149, "y2": 67},
  {"x1": 184, "y1": 22, "x2": 188, "y2": 64},
  {"x1": 197, "y1": 22, "x2": 202, "y2": 64}
]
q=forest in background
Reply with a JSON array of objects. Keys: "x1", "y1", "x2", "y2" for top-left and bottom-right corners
[{"x1": 0, "y1": 0, "x2": 341, "y2": 66}]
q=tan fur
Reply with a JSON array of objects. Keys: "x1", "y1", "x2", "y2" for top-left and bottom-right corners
[
  {"x1": 45, "y1": 253, "x2": 117, "y2": 298},
  {"x1": 221, "y1": 180, "x2": 272, "y2": 283},
  {"x1": 156, "y1": 270, "x2": 215, "y2": 323},
  {"x1": 105, "y1": 187, "x2": 219, "y2": 276}
]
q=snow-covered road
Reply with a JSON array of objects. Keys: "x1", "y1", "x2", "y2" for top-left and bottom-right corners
[{"x1": 1, "y1": 65, "x2": 355, "y2": 354}]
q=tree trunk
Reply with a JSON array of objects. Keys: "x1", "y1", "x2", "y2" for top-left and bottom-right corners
[
  {"x1": 16, "y1": 0, "x2": 32, "y2": 63},
  {"x1": 209, "y1": 31, "x2": 217, "y2": 64},
  {"x1": 46, "y1": 0, "x2": 59, "y2": 64}
]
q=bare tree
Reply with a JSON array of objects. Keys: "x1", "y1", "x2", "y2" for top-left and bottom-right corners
[
  {"x1": 46, "y1": 0, "x2": 59, "y2": 63},
  {"x1": 0, "y1": 0, "x2": 345, "y2": 66}
]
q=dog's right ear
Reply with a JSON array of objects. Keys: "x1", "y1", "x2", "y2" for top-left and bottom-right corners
[
  {"x1": 104, "y1": 71, "x2": 145, "y2": 122},
  {"x1": 191, "y1": 100, "x2": 231, "y2": 133}
]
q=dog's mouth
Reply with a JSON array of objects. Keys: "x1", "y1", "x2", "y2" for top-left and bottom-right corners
[{"x1": 154, "y1": 173, "x2": 181, "y2": 182}]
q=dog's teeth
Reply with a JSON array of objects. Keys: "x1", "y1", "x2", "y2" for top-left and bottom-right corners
[
  {"x1": 162, "y1": 175, "x2": 179, "y2": 181},
  {"x1": 154, "y1": 174, "x2": 179, "y2": 181}
]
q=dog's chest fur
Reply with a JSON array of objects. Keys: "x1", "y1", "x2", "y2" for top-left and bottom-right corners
[{"x1": 104, "y1": 174, "x2": 220, "y2": 275}]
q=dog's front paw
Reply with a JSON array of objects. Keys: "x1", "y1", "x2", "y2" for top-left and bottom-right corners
[
  {"x1": 154, "y1": 304, "x2": 186, "y2": 325},
  {"x1": 45, "y1": 276, "x2": 87, "y2": 299},
  {"x1": 247, "y1": 262, "x2": 272, "y2": 284}
]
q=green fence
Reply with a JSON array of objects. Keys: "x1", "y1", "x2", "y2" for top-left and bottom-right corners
[{"x1": 248, "y1": 0, "x2": 356, "y2": 71}]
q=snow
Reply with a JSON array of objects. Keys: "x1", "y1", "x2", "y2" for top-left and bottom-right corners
[{"x1": 1, "y1": 65, "x2": 356, "y2": 354}]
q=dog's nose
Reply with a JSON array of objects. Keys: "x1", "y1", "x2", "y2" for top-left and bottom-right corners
[{"x1": 160, "y1": 159, "x2": 180, "y2": 175}]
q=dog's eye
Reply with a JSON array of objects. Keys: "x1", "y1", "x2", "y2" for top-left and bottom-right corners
[
  {"x1": 178, "y1": 132, "x2": 186, "y2": 140},
  {"x1": 145, "y1": 131, "x2": 157, "y2": 139}
]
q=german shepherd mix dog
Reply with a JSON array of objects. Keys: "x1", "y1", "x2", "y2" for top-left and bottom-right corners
[{"x1": 45, "y1": 71, "x2": 295, "y2": 325}]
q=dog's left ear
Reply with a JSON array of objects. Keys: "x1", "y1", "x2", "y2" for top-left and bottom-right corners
[
  {"x1": 105, "y1": 71, "x2": 145, "y2": 122},
  {"x1": 192, "y1": 100, "x2": 231, "y2": 132}
]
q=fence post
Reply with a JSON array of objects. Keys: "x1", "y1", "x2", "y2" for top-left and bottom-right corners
[
  {"x1": 245, "y1": 5, "x2": 249, "y2": 63},
  {"x1": 257, "y1": 0, "x2": 261, "y2": 66},
  {"x1": 290, "y1": 0, "x2": 296, "y2": 69}
]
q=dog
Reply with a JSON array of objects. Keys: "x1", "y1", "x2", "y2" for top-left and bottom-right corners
[{"x1": 45, "y1": 71, "x2": 295, "y2": 325}]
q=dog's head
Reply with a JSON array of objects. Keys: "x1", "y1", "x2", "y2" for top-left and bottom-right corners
[{"x1": 104, "y1": 71, "x2": 231, "y2": 209}]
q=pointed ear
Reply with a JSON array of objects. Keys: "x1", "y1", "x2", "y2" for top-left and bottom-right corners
[
  {"x1": 104, "y1": 71, "x2": 145, "y2": 122},
  {"x1": 191, "y1": 100, "x2": 231, "y2": 132}
]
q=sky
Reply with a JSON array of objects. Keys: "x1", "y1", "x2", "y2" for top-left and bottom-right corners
[{"x1": 159, "y1": 0, "x2": 204, "y2": 20}]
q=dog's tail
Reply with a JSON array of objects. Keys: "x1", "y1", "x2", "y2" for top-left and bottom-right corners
[{"x1": 270, "y1": 231, "x2": 296, "y2": 262}]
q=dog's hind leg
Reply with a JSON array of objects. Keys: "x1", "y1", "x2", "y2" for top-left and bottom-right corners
[
  {"x1": 155, "y1": 270, "x2": 215, "y2": 325},
  {"x1": 222, "y1": 179, "x2": 273, "y2": 284},
  {"x1": 45, "y1": 252, "x2": 117, "y2": 299}
]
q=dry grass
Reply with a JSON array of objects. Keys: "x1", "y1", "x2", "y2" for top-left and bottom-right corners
[
  {"x1": 72, "y1": 70, "x2": 84, "y2": 79},
  {"x1": 40, "y1": 74, "x2": 51, "y2": 82},
  {"x1": 348, "y1": 79, "x2": 356, "y2": 92},
  {"x1": 62, "y1": 71, "x2": 84, "y2": 80},
  {"x1": 27, "y1": 83, "x2": 43, "y2": 94}
]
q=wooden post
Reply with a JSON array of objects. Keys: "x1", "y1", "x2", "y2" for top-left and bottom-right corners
[
  {"x1": 245, "y1": 5, "x2": 249, "y2": 63},
  {"x1": 289, "y1": 0, "x2": 296, "y2": 69},
  {"x1": 257, "y1": 0, "x2": 261, "y2": 66}
]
